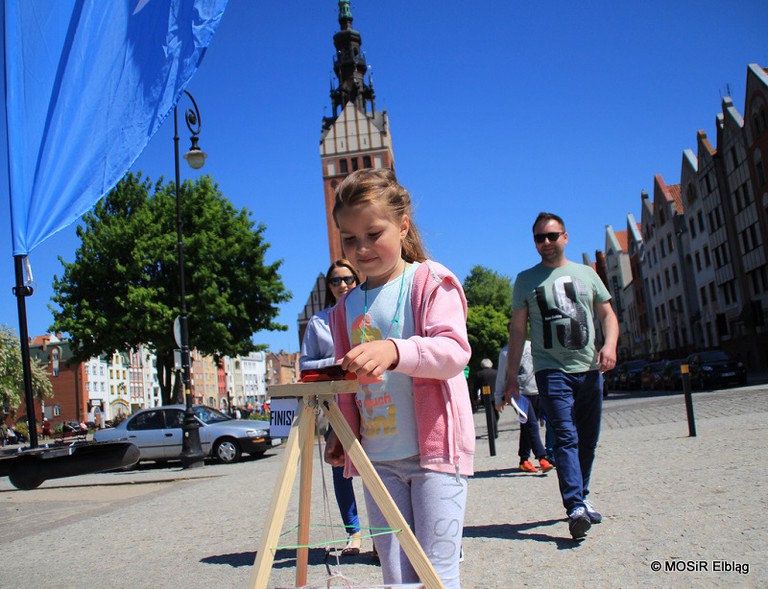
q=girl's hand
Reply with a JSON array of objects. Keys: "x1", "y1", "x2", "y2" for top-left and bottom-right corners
[
  {"x1": 324, "y1": 430, "x2": 345, "y2": 467},
  {"x1": 341, "y1": 340, "x2": 399, "y2": 381}
]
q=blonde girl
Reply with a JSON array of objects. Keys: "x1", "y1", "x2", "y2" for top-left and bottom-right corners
[{"x1": 326, "y1": 168, "x2": 475, "y2": 588}]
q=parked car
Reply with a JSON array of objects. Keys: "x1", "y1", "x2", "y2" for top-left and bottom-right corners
[
  {"x1": 685, "y1": 350, "x2": 747, "y2": 390},
  {"x1": 602, "y1": 366, "x2": 618, "y2": 397},
  {"x1": 93, "y1": 405, "x2": 274, "y2": 464},
  {"x1": 661, "y1": 359, "x2": 685, "y2": 390},
  {"x1": 618, "y1": 360, "x2": 648, "y2": 390},
  {"x1": 640, "y1": 361, "x2": 666, "y2": 391}
]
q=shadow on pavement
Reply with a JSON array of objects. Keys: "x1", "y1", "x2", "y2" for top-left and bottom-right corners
[
  {"x1": 464, "y1": 521, "x2": 581, "y2": 550},
  {"x1": 472, "y1": 467, "x2": 552, "y2": 479},
  {"x1": 201, "y1": 547, "x2": 379, "y2": 569}
]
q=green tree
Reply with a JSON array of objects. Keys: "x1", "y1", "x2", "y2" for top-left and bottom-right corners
[
  {"x1": 50, "y1": 172, "x2": 291, "y2": 405},
  {"x1": 0, "y1": 325, "x2": 53, "y2": 413},
  {"x1": 462, "y1": 265, "x2": 512, "y2": 372}
]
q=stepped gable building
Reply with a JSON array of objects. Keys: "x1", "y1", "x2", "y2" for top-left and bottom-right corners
[{"x1": 298, "y1": 0, "x2": 397, "y2": 345}]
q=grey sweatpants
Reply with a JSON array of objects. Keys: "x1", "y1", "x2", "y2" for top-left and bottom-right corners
[{"x1": 363, "y1": 456, "x2": 468, "y2": 589}]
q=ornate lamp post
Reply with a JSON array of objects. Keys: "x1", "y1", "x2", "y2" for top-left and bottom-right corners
[{"x1": 174, "y1": 90, "x2": 207, "y2": 469}]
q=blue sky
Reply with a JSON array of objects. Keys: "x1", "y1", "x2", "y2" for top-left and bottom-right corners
[{"x1": 2, "y1": 0, "x2": 767, "y2": 354}]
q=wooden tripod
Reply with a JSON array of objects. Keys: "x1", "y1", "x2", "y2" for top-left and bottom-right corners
[{"x1": 248, "y1": 379, "x2": 442, "y2": 589}]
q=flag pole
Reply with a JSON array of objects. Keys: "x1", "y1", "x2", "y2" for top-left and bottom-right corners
[{"x1": 13, "y1": 255, "x2": 39, "y2": 448}]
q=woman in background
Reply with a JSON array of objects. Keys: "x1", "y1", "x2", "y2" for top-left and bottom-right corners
[{"x1": 299, "y1": 258, "x2": 364, "y2": 555}]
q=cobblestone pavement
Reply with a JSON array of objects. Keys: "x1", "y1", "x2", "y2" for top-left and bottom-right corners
[{"x1": 0, "y1": 386, "x2": 765, "y2": 588}]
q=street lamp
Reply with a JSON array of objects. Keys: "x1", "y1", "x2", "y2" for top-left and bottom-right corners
[{"x1": 174, "y1": 90, "x2": 207, "y2": 469}]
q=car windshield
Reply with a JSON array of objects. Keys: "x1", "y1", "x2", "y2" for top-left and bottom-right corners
[
  {"x1": 697, "y1": 351, "x2": 731, "y2": 363},
  {"x1": 192, "y1": 406, "x2": 233, "y2": 425}
]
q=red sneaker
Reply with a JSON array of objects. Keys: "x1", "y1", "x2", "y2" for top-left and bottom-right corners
[
  {"x1": 519, "y1": 460, "x2": 537, "y2": 473},
  {"x1": 539, "y1": 458, "x2": 554, "y2": 473}
]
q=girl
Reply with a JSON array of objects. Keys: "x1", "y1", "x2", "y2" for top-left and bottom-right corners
[
  {"x1": 299, "y1": 259, "x2": 365, "y2": 555},
  {"x1": 326, "y1": 168, "x2": 474, "y2": 588}
]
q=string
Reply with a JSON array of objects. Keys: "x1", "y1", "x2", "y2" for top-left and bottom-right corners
[{"x1": 360, "y1": 260, "x2": 408, "y2": 345}]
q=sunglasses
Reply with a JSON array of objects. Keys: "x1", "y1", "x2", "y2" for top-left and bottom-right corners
[
  {"x1": 534, "y1": 232, "x2": 564, "y2": 244},
  {"x1": 328, "y1": 275, "x2": 356, "y2": 287}
]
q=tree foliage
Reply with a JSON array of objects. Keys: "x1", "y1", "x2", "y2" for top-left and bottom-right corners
[
  {"x1": 0, "y1": 325, "x2": 53, "y2": 413},
  {"x1": 50, "y1": 172, "x2": 292, "y2": 405},
  {"x1": 463, "y1": 265, "x2": 512, "y2": 372}
]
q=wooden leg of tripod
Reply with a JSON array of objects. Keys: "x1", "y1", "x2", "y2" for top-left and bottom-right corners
[
  {"x1": 319, "y1": 396, "x2": 444, "y2": 589},
  {"x1": 296, "y1": 400, "x2": 316, "y2": 586},
  {"x1": 248, "y1": 401, "x2": 314, "y2": 589}
]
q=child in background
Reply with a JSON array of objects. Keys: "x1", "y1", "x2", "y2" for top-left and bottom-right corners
[{"x1": 325, "y1": 168, "x2": 475, "y2": 589}]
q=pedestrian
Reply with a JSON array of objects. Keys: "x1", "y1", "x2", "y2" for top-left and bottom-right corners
[
  {"x1": 325, "y1": 168, "x2": 474, "y2": 589},
  {"x1": 300, "y1": 258, "x2": 366, "y2": 556},
  {"x1": 495, "y1": 341, "x2": 554, "y2": 473},
  {"x1": 503, "y1": 212, "x2": 618, "y2": 540},
  {"x1": 470, "y1": 358, "x2": 497, "y2": 417},
  {"x1": 0, "y1": 421, "x2": 7, "y2": 446},
  {"x1": 42, "y1": 418, "x2": 53, "y2": 439}
]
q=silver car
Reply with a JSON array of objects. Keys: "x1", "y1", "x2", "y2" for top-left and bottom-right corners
[{"x1": 93, "y1": 405, "x2": 273, "y2": 464}]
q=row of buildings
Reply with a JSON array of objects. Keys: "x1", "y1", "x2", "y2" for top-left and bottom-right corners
[
  {"x1": 591, "y1": 64, "x2": 768, "y2": 371},
  {"x1": 22, "y1": 334, "x2": 300, "y2": 427}
]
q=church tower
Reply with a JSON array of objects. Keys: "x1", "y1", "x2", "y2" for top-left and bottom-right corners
[
  {"x1": 297, "y1": 1, "x2": 396, "y2": 346},
  {"x1": 320, "y1": 0, "x2": 395, "y2": 262}
]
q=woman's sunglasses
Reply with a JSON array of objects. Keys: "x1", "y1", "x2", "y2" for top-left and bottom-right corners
[
  {"x1": 534, "y1": 231, "x2": 564, "y2": 244},
  {"x1": 328, "y1": 275, "x2": 356, "y2": 287}
]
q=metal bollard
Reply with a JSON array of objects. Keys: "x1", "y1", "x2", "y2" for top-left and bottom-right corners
[
  {"x1": 681, "y1": 364, "x2": 697, "y2": 437},
  {"x1": 481, "y1": 385, "x2": 497, "y2": 456}
]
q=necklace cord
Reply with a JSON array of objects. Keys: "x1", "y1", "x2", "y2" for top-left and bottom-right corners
[{"x1": 360, "y1": 261, "x2": 408, "y2": 345}]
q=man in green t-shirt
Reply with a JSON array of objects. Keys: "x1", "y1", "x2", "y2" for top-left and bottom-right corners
[{"x1": 503, "y1": 212, "x2": 618, "y2": 540}]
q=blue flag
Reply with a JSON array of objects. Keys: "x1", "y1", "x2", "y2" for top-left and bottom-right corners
[{"x1": 4, "y1": 0, "x2": 229, "y2": 256}]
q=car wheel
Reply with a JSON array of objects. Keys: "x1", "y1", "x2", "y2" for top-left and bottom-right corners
[{"x1": 213, "y1": 438, "x2": 242, "y2": 464}]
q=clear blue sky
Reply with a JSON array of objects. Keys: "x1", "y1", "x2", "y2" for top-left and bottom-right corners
[{"x1": 2, "y1": 0, "x2": 767, "y2": 354}]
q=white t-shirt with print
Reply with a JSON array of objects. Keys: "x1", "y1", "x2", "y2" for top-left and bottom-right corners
[{"x1": 344, "y1": 262, "x2": 420, "y2": 461}]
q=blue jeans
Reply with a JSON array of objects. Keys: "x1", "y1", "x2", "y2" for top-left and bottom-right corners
[
  {"x1": 332, "y1": 464, "x2": 360, "y2": 534},
  {"x1": 535, "y1": 369, "x2": 603, "y2": 514},
  {"x1": 518, "y1": 394, "x2": 547, "y2": 461}
]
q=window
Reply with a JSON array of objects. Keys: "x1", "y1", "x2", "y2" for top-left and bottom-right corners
[
  {"x1": 703, "y1": 246, "x2": 711, "y2": 267},
  {"x1": 665, "y1": 269, "x2": 670, "y2": 288},
  {"x1": 661, "y1": 241, "x2": 666, "y2": 258},
  {"x1": 742, "y1": 182, "x2": 752, "y2": 205},
  {"x1": 363, "y1": 155, "x2": 372, "y2": 168},
  {"x1": 351, "y1": 157, "x2": 359, "y2": 171},
  {"x1": 689, "y1": 219, "x2": 697, "y2": 237},
  {"x1": 695, "y1": 252, "x2": 702, "y2": 272},
  {"x1": 709, "y1": 282, "x2": 717, "y2": 303},
  {"x1": 667, "y1": 234, "x2": 674, "y2": 252},
  {"x1": 697, "y1": 211, "x2": 706, "y2": 233},
  {"x1": 733, "y1": 186, "x2": 744, "y2": 211},
  {"x1": 757, "y1": 159, "x2": 766, "y2": 186},
  {"x1": 651, "y1": 280, "x2": 656, "y2": 296},
  {"x1": 127, "y1": 410, "x2": 165, "y2": 431},
  {"x1": 704, "y1": 173, "x2": 712, "y2": 193},
  {"x1": 339, "y1": 159, "x2": 348, "y2": 174},
  {"x1": 672, "y1": 265, "x2": 679, "y2": 284},
  {"x1": 700, "y1": 286, "x2": 708, "y2": 305},
  {"x1": 730, "y1": 147, "x2": 739, "y2": 170}
]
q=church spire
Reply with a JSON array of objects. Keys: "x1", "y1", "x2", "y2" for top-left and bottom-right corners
[{"x1": 328, "y1": 0, "x2": 374, "y2": 119}]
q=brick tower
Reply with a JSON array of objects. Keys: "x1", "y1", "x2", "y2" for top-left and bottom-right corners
[
  {"x1": 320, "y1": 0, "x2": 395, "y2": 262},
  {"x1": 298, "y1": 0, "x2": 396, "y2": 346}
]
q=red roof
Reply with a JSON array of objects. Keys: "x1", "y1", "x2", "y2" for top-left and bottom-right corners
[{"x1": 615, "y1": 230, "x2": 629, "y2": 253}]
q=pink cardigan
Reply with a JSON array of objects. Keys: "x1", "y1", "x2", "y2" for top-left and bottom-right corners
[{"x1": 328, "y1": 260, "x2": 475, "y2": 478}]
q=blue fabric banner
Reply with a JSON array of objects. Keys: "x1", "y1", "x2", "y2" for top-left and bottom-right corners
[{"x1": 4, "y1": 0, "x2": 229, "y2": 256}]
